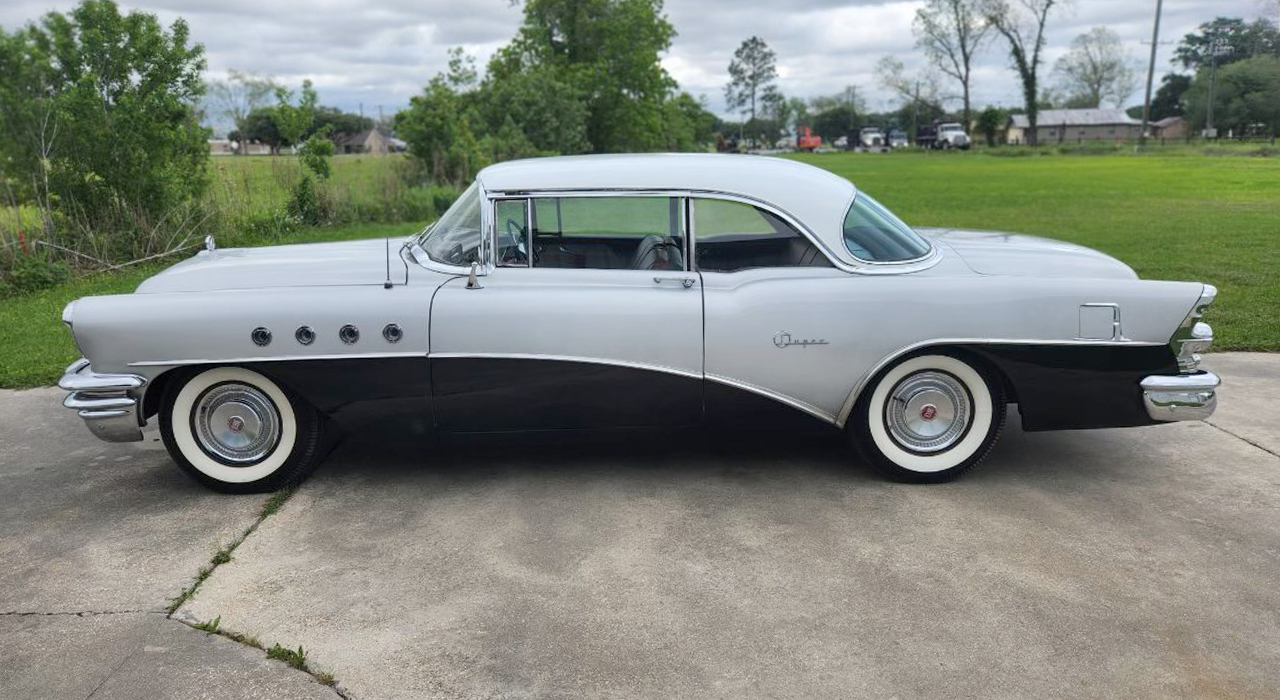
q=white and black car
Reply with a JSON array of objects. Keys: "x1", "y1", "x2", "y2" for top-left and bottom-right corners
[{"x1": 60, "y1": 154, "x2": 1219, "y2": 492}]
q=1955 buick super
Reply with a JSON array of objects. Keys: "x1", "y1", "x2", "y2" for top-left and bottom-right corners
[{"x1": 58, "y1": 154, "x2": 1219, "y2": 492}]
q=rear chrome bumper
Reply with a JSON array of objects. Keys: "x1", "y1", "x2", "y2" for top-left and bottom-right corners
[
  {"x1": 1141, "y1": 371, "x2": 1219, "y2": 422},
  {"x1": 59, "y1": 358, "x2": 147, "y2": 442}
]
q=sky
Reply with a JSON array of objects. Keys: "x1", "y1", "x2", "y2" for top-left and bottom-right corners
[{"x1": 1, "y1": 0, "x2": 1273, "y2": 131}]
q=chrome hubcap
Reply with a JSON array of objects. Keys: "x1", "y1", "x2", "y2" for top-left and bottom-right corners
[
  {"x1": 194, "y1": 383, "x2": 280, "y2": 464},
  {"x1": 886, "y1": 371, "x2": 971, "y2": 453}
]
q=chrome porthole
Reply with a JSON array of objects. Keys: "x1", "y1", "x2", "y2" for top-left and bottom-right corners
[
  {"x1": 884, "y1": 370, "x2": 971, "y2": 454},
  {"x1": 250, "y1": 327, "x2": 272, "y2": 347},
  {"x1": 193, "y1": 383, "x2": 281, "y2": 464},
  {"x1": 382, "y1": 323, "x2": 403, "y2": 343},
  {"x1": 339, "y1": 324, "x2": 359, "y2": 345},
  {"x1": 295, "y1": 326, "x2": 315, "y2": 345}
]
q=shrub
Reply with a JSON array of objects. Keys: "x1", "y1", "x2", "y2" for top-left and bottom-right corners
[{"x1": 5, "y1": 254, "x2": 70, "y2": 294}]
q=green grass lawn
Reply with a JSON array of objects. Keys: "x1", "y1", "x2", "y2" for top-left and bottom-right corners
[
  {"x1": 1, "y1": 151, "x2": 1275, "y2": 389},
  {"x1": 787, "y1": 151, "x2": 1278, "y2": 352}
]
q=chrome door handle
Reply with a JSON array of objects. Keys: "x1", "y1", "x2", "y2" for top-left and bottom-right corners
[{"x1": 654, "y1": 276, "x2": 696, "y2": 289}]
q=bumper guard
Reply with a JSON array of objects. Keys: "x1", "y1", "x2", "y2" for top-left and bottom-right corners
[
  {"x1": 1140, "y1": 371, "x2": 1219, "y2": 422},
  {"x1": 59, "y1": 358, "x2": 147, "y2": 442}
]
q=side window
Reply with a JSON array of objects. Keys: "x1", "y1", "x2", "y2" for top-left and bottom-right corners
[
  {"x1": 693, "y1": 198, "x2": 831, "y2": 272},
  {"x1": 494, "y1": 199, "x2": 529, "y2": 267},
  {"x1": 529, "y1": 196, "x2": 685, "y2": 271}
]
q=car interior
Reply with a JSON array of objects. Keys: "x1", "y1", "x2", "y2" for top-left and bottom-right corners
[{"x1": 495, "y1": 196, "x2": 832, "y2": 272}]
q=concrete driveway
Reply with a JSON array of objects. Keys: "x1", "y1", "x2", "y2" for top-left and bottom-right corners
[{"x1": 2, "y1": 353, "x2": 1277, "y2": 699}]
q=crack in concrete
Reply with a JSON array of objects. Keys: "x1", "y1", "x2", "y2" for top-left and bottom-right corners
[{"x1": 1205, "y1": 420, "x2": 1280, "y2": 460}]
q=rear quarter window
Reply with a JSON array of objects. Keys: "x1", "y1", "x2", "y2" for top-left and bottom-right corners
[{"x1": 842, "y1": 193, "x2": 931, "y2": 262}]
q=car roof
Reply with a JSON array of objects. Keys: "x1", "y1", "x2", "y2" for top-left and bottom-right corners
[{"x1": 477, "y1": 153, "x2": 859, "y2": 261}]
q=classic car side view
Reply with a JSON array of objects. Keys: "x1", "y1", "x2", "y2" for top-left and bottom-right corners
[{"x1": 59, "y1": 154, "x2": 1219, "y2": 492}]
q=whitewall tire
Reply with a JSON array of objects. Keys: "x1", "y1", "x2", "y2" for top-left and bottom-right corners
[
  {"x1": 851, "y1": 352, "x2": 1005, "y2": 483},
  {"x1": 159, "y1": 366, "x2": 325, "y2": 493}
]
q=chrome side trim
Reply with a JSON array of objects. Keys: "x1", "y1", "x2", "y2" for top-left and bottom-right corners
[
  {"x1": 1141, "y1": 371, "x2": 1219, "y2": 421},
  {"x1": 129, "y1": 351, "x2": 427, "y2": 367},
  {"x1": 705, "y1": 373, "x2": 838, "y2": 424},
  {"x1": 59, "y1": 358, "x2": 147, "y2": 443},
  {"x1": 428, "y1": 352, "x2": 703, "y2": 381},
  {"x1": 833, "y1": 337, "x2": 1164, "y2": 428}
]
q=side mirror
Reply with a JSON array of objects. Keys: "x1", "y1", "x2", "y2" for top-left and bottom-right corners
[{"x1": 466, "y1": 262, "x2": 483, "y2": 290}]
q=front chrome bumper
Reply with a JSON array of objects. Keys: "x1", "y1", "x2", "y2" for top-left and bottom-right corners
[
  {"x1": 1141, "y1": 371, "x2": 1220, "y2": 422},
  {"x1": 59, "y1": 358, "x2": 147, "y2": 442}
]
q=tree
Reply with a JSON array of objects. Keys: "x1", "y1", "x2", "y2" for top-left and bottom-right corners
[
  {"x1": 725, "y1": 36, "x2": 778, "y2": 124},
  {"x1": 975, "y1": 105, "x2": 1006, "y2": 145},
  {"x1": 493, "y1": 0, "x2": 678, "y2": 153},
  {"x1": 207, "y1": 69, "x2": 278, "y2": 151},
  {"x1": 395, "y1": 77, "x2": 485, "y2": 184},
  {"x1": 1052, "y1": 27, "x2": 1137, "y2": 108},
  {"x1": 240, "y1": 107, "x2": 284, "y2": 153},
  {"x1": 913, "y1": 0, "x2": 991, "y2": 131},
  {"x1": 0, "y1": 0, "x2": 208, "y2": 250},
  {"x1": 876, "y1": 56, "x2": 943, "y2": 136},
  {"x1": 1183, "y1": 54, "x2": 1280, "y2": 135},
  {"x1": 475, "y1": 64, "x2": 591, "y2": 154},
  {"x1": 1148, "y1": 73, "x2": 1191, "y2": 121},
  {"x1": 1174, "y1": 17, "x2": 1280, "y2": 71},
  {"x1": 982, "y1": 0, "x2": 1061, "y2": 146}
]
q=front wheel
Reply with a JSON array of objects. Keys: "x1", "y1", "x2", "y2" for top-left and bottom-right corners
[
  {"x1": 159, "y1": 366, "x2": 325, "y2": 493},
  {"x1": 850, "y1": 353, "x2": 1005, "y2": 483}
]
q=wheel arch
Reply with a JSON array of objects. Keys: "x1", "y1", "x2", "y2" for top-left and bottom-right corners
[{"x1": 835, "y1": 342, "x2": 1016, "y2": 429}]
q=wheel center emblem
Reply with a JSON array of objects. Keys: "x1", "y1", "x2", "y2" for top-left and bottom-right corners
[
  {"x1": 920, "y1": 404, "x2": 938, "y2": 421},
  {"x1": 227, "y1": 416, "x2": 245, "y2": 433}
]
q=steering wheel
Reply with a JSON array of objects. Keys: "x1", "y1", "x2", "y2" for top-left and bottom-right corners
[{"x1": 500, "y1": 218, "x2": 528, "y2": 265}]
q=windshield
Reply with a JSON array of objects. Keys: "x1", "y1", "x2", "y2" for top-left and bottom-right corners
[
  {"x1": 939, "y1": 124, "x2": 963, "y2": 132},
  {"x1": 417, "y1": 182, "x2": 482, "y2": 266},
  {"x1": 842, "y1": 192, "x2": 931, "y2": 263}
]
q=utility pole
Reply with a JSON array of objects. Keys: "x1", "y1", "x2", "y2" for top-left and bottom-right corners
[
  {"x1": 1139, "y1": 0, "x2": 1163, "y2": 147},
  {"x1": 1205, "y1": 38, "x2": 1231, "y2": 139}
]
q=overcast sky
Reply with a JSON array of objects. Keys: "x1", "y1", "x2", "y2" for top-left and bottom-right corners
[{"x1": 1, "y1": 0, "x2": 1273, "y2": 130}]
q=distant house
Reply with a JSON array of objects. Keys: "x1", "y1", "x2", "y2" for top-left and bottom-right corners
[
  {"x1": 1151, "y1": 116, "x2": 1186, "y2": 140},
  {"x1": 333, "y1": 129, "x2": 393, "y2": 155},
  {"x1": 1006, "y1": 108, "x2": 1143, "y2": 145}
]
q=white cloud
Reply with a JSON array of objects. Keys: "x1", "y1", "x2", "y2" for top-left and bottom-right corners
[{"x1": 0, "y1": 0, "x2": 1266, "y2": 127}]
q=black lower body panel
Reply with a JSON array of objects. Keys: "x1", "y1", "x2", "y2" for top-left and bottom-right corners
[
  {"x1": 430, "y1": 358, "x2": 704, "y2": 432},
  {"x1": 248, "y1": 358, "x2": 432, "y2": 435},
  {"x1": 965, "y1": 344, "x2": 1178, "y2": 431}
]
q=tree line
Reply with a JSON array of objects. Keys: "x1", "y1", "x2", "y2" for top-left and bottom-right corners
[{"x1": 720, "y1": 2, "x2": 1280, "y2": 147}]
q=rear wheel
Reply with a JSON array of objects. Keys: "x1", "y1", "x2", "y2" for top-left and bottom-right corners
[
  {"x1": 850, "y1": 353, "x2": 1005, "y2": 483},
  {"x1": 159, "y1": 366, "x2": 325, "y2": 493}
]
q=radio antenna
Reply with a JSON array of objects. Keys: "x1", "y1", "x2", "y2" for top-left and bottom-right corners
[{"x1": 384, "y1": 237, "x2": 393, "y2": 289}]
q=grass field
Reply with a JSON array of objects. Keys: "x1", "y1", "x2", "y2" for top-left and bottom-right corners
[
  {"x1": 788, "y1": 151, "x2": 1278, "y2": 352},
  {"x1": 0, "y1": 151, "x2": 1275, "y2": 388}
]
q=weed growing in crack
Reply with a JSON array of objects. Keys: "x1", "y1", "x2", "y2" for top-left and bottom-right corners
[
  {"x1": 267, "y1": 643, "x2": 308, "y2": 670},
  {"x1": 194, "y1": 616, "x2": 221, "y2": 633}
]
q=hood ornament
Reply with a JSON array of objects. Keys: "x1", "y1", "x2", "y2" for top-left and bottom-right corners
[{"x1": 204, "y1": 235, "x2": 217, "y2": 254}]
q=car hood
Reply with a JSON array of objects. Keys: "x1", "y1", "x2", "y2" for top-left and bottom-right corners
[
  {"x1": 135, "y1": 238, "x2": 404, "y2": 293},
  {"x1": 919, "y1": 228, "x2": 1137, "y2": 280}
]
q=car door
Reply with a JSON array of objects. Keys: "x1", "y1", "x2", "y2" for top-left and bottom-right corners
[{"x1": 429, "y1": 193, "x2": 704, "y2": 432}]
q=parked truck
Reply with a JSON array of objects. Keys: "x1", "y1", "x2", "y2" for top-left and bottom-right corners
[{"x1": 916, "y1": 121, "x2": 972, "y2": 150}]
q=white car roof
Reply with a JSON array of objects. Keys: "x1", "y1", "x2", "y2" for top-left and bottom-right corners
[{"x1": 477, "y1": 153, "x2": 860, "y2": 262}]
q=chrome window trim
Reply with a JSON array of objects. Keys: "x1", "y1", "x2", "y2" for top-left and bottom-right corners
[
  {"x1": 839, "y1": 191, "x2": 936, "y2": 267},
  {"x1": 490, "y1": 191, "x2": 694, "y2": 273},
  {"x1": 484, "y1": 186, "x2": 942, "y2": 275},
  {"x1": 489, "y1": 194, "x2": 533, "y2": 269},
  {"x1": 833, "y1": 337, "x2": 1165, "y2": 428},
  {"x1": 406, "y1": 182, "x2": 491, "y2": 276}
]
